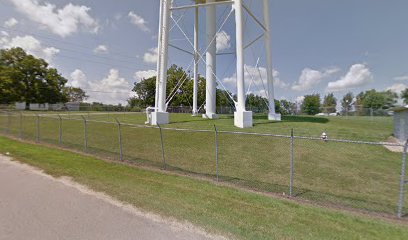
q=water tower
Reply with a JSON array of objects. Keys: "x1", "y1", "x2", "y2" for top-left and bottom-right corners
[{"x1": 150, "y1": 0, "x2": 281, "y2": 128}]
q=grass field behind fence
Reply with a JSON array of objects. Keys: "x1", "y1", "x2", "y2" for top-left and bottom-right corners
[
  {"x1": 0, "y1": 112, "x2": 405, "y2": 217},
  {"x1": 1, "y1": 136, "x2": 408, "y2": 240}
]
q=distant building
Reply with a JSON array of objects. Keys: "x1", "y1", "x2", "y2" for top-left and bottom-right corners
[
  {"x1": 65, "y1": 102, "x2": 80, "y2": 111},
  {"x1": 15, "y1": 102, "x2": 26, "y2": 110},
  {"x1": 29, "y1": 103, "x2": 49, "y2": 111},
  {"x1": 49, "y1": 103, "x2": 64, "y2": 111},
  {"x1": 393, "y1": 106, "x2": 408, "y2": 143}
]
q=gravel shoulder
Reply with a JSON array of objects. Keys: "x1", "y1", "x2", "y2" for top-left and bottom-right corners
[{"x1": 0, "y1": 155, "x2": 222, "y2": 240}]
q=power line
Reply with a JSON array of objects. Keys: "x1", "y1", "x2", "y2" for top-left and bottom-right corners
[{"x1": 0, "y1": 26, "x2": 140, "y2": 60}]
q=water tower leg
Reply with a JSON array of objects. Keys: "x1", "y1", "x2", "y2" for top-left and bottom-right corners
[
  {"x1": 263, "y1": 0, "x2": 281, "y2": 121},
  {"x1": 192, "y1": 6, "x2": 199, "y2": 116},
  {"x1": 152, "y1": 0, "x2": 170, "y2": 125},
  {"x1": 203, "y1": 0, "x2": 218, "y2": 119},
  {"x1": 234, "y1": 0, "x2": 252, "y2": 128}
]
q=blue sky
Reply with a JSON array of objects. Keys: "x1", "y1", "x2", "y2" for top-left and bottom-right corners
[{"x1": 0, "y1": 0, "x2": 407, "y2": 105}]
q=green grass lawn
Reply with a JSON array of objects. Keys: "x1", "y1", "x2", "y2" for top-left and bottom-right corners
[
  {"x1": 4, "y1": 111, "x2": 391, "y2": 140},
  {"x1": 0, "y1": 112, "x2": 405, "y2": 217},
  {"x1": 48, "y1": 112, "x2": 392, "y2": 141},
  {"x1": 0, "y1": 136, "x2": 407, "y2": 240}
]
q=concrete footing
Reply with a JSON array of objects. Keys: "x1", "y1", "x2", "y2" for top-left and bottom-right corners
[
  {"x1": 268, "y1": 113, "x2": 282, "y2": 121},
  {"x1": 151, "y1": 112, "x2": 169, "y2": 125},
  {"x1": 234, "y1": 111, "x2": 253, "y2": 128},
  {"x1": 202, "y1": 113, "x2": 219, "y2": 119}
]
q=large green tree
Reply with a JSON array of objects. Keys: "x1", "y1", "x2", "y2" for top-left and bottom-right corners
[
  {"x1": 341, "y1": 92, "x2": 354, "y2": 113},
  {"x1": 279, "y1": 99, "x2": 296, "y2": 115},
  {"x1": 63, "y1": 87, "x2": 89, "y2": 102},
  {"x1": 356, "y1": 89, "x2": 397, "y2": 110},
  {"x1": 0, "y1": 47, "x2": 69, "y2": 104},
  {"x1": 302, "y1": 94, "x2": 321, "y2": 115},
  {"x1": 322, "y1": 93, "x2": 337, "y2": 113},
  {"x1": 129, "y1": 64, "x2": 234, "y2": 109},
  {"x1": 246, "y1": 94, "x2": 268, "y2": 112},
  {"x1": 401, "y1": 88, "x2": 408, "y2": 104}
]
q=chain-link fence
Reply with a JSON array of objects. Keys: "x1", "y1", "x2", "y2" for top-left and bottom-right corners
[{"x1": 0, "y1": 111, "x2": 406, "y2": 219}]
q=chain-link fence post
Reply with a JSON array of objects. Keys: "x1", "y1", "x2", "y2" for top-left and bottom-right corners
[
  {"x1": 81, "y1": 115, "x2": 88, "y2": 151},
  {"x1": 19, "y1": 112, "x2": 23, "y2": 139},
  {"x1": 36, "y1": 114, "x2": 40, "y2": 142},
  {"x1": 397, "y1": 140, "x2": 408, "y2": 218},
  {"x1": 290, "y1": 128, "x2": 294, "y2": 197},
  {"x1": 158, "y1": 124, "x2": 166, "y2": 170},
  {"x1": 214, "y1": 125, "x2": 219, "y2": 181},
  {"x1": 58, "y1": 114, "x2": 62, "y2": 145},
  {"x1": 115, "y1": 118, "x2": 123, "y2": 161}
]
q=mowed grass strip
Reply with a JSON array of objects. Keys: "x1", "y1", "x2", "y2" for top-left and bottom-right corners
[{"x1": 0, "y1": 136, "x2": 407, "y2": 240}]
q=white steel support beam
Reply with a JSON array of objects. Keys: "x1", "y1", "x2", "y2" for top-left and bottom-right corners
[
  {"x1": 169, "y1": 43, "x2": 194, "y2": 56},
  {"x1": 263, "y1": 0, "x2": 281, "y2": 121},
  {"x1": 203, "y1": 0, "x2": 218, "y2": 119},
  {"x1": 155, "y1": 0, "x2": 164, "y2": 110},
  {"x1": 244, "y1": 33, "x2": 264, "y2": 50},
  {"x1": 192, "y1": 6, "x2": 199, "y2": 116},
  {"x1": 152, "y1": 0, "x2": 171, "y2": 125},
  {"x1": 234, "y1": 0, "x2": 252, "y2": 128},
  {"x1": 170, "y1": 1, "x2": 233, "y2": 11},
  {"x1": 242, "y1": 3, "x2": 267, "y2": 32}
]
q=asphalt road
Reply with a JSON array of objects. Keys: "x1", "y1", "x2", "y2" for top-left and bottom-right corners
[{"x1": 0, "y1": 155, "x2": 219, "y2": 240}]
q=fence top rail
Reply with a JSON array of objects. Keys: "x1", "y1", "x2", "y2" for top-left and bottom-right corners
[
  {"x1": 292, "y1": 135, "x2": 404, "y2": 146},
  {"x1": 0, "y1": 112, "x2": 402, "y2": 146}
]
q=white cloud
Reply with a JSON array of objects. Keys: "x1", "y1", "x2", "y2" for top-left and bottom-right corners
[
  {"x1": 69, "y1": 69, "x2": 132, "y2": 105},
  {"x1": 295, "y1": 96, "x2": 305, "y2": 103},
  {"x1": 143, "y1": 47, "x2": 158, "y2": 64},
  {"x1": 114, "y1": 13, "x2": 122, "y2": 21},
  {"x1": 4, "y1": 18, "x2": 18, "y2": 28},
  {"x1": 134, "y1": 70, "x2": 157, "y2": 82},
  {"x1": 222, "y1": 65, "x2": 288, "y2": 96},
  {"x1": 272, "y1": 69, "x2": 289, "y2": 89},
  {"x1": 93, "y1": 44, "x2": 108, "y2": 54},
  {"x1": 292, "y1": 67, "x2": 339, "y2": 91},
  {"x1": 395, "y1": 75, "x2": 408, "y2": 81},
  {"x1": 326, "y1": 64, "x2": 373, "y2": 92},
  {"x1": 9, "y1": 0, "x2": 99, "y2": 37},
  {"x1": 387, "y1": 83, "x2": 407, "y2": 94},
  {"x1": 70, "y1": 69, "x2": 90, "y2": 89},
  {"x1": 216, "y1": 31, "x2": 231, "y2": 52},
  {"x1": 128, "y1": 11, "x2": 150, "y2": 32},
  {"x1": 0, "y1": 34, "x2": 60, "y2": 63}
]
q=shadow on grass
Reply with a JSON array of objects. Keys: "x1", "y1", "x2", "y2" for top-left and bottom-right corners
[
  {"x1": 124, "y1": 157, "x2": 400, "y2": 216},
  {"x1": 282, "y1": 116, "x2": 329, "y2": 123},
  {"x1": 251, "y1": 115, "x2": 329, "y2": 127},
  {"x1": 169, "y1": 118, "x2": 212, "y2": 124}
]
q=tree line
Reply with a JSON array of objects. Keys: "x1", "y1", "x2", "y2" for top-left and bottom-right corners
[
  {"x1": 1, "y1": 47, "x2": 404, "y2": 115},
  {"x1": 302, "y1": 89, "x2": 399, "y2": 115}
]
